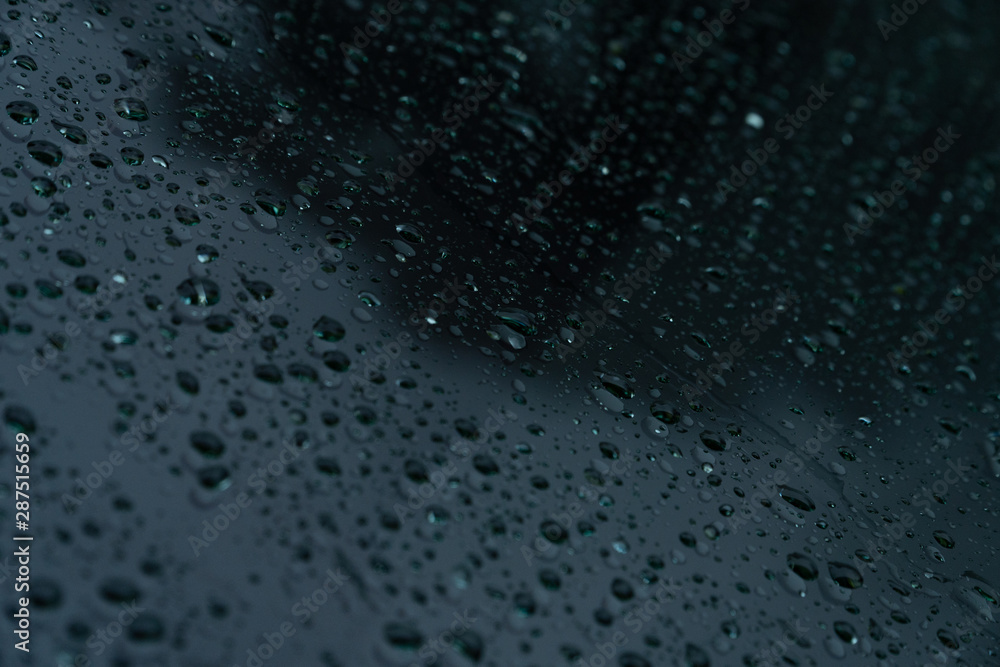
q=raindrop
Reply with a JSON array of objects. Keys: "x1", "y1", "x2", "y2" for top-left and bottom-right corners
[
  {"x1": 833, "y1": 620, "x2": 858, "y2": 644},
  {"x1": 6, "y1": 101, "x2": 38, "y2": 125},
  {"x1": 176, "y1": 278, "x2": 221, "y2": 307},
  {"x1": 174, "y1": 204, "x2": 200, "y2": 225},
  {"x1": 114, "y1": 98, "x2": 150, "y2": 121},
  {"x1": 827, "y1": 562, "x2": 863, "y2": 589},
  {"x1": 787, "y1": 552, "x2": 819, "y2": 580},
  {"x1": 651, "y1": 403, "x2": 680, "y2": 424},
  {"x1": 312, "y1": 316, "x2": 346, "y2": 342},
  {"x1": 12, "y1": 55, "x2": 38, "y2": 71},
  {"x1": 196, "y1": 245, "x2": 219, "y2": 263},
  {"x1": 204, "y1": 23, "x2": 235, "y2": 47},
  {"x1": 4, "y1": 406, "x2": 36, "y2": 434},
  {"x1": 683, "y1": 643, "x2": 710, "y2": 667},
  {"x1": 52, "y1": 120, "x2": 88, "y2": 144},
  {"x1": 497, "y1": 309, "x2": 537, "y2": 336},
  {"x1": 89, "y1": 152, "x2": 115, "y2": 170},
  {"x1": 254, "y1": 189, "x2": 286, "y2": 216},
  {"x1": 121, "y1": 147, "x2": 144, "y2": 165},
  {"x1": 699, "y1": 431, "x2": 728, "y2": 452},
  {"x1": 27, "y1": 140, "x2": 64, "y2": 167},
  {"x1": 395, "y1": 224, "x2": 425, "y2": 243},
  {"x1": 777, "y1": 485, "x2": 816, "y2": 511},
  {"x1": 932, "y1": 530, "x2": 955, "y2": 549},
  {"x1": 190, "y1": 431, "x2": 225, "y2": 458}
]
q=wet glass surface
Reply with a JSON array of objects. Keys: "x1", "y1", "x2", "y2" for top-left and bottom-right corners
[{"x1": 0, "y1": 1, "x2": 998, "y2": 665}]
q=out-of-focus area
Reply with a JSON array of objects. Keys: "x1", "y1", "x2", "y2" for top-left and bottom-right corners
[{"x1": 0, "y1": 1, "x2": 998, "y2": 665}]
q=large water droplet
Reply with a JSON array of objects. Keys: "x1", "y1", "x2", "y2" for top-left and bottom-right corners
[
  {"x1": 114, "y1": 98, "x2": 150, "y2": 121},
  {"x1": 777, "y1": 485, "x2": 816, "y2": 511},
  {"x1": 6, "y1": 101, "x2": 38, "y2": 125},
  {"x1": 27, "y1": 140, "x2": 64, "y2": 166},
  {"x1": 827, "y1": 562, "x2": 863, "y2": 589},
  {"x1": 313, "y1": 316, "x2": 346, "y2": 342},
  {"x1": 176, "y1": 278, "x2": 220, "y2": 307}
]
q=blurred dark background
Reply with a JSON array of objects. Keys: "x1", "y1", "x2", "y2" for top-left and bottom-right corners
[{"x1": 0, "y1": 1, "x2": 998, "y2": 665}]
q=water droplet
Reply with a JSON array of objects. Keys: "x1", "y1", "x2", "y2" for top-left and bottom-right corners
[
  {"x1": 787, "y1": 552, "x2": 819, "y2": 580},
  {"x1": 31, "y1": 177, "x2": 57, "y2": 198},
  {"x1": 190, "y1": 431, "x2": 225, "y2": 458},
  {"x1": 827, "y1": 562, "x2": 863, "y2": 589},
  {"x1": 932, "y1": 530, "x2": 955, "y2": 549},
  {"x1": 395, "y1": 223, "x2": 425, "y2": 243},
  {"x1": 27, "y1": 140, "x2": 64, "y2": 167},
  {"x1": 114, "y1": 98, "x2": 150, "y2": 121},
  {"x1": 651, "y1": 403, "x2": 680, "y2": 424},
  {"x1": 12, "y1": 55, "x2": 37, "y2": 71},
  {"x1": 6, "y1": 101, "x2": 38, "y2": 125},
  {"x1": 174, "y1": 204, "x2": 200, "y2": 225},
  {"x1": 325, "y1": 230, "x2": 355, "y2": 248},
  {"x1": 176, "y1": 278, "x2": 220, "y2": 307},
  {"x1": 833, "y1": 620, "x2": 858, "y2": 644},
  {"x1": 254, "y1": 189, "x2": 286, "y2": 216},
  {"x1": 699, "y1": 431, "x2": 728, "y2": 452},
  {"x1": 121, "y1": 146, "x2": 144, "y2": 165},
  {"x1": 683, "y1": 643, "x2": 710, "y2": 667},
  {"x1": 312, "y1": 316, "x2": 346, "y2": 342},
  {"x1": 4, "y1": 405, "x2": 36, "y2": 434},
  {"x1": 57, "y1": 250, "x2": 86, "y2": 268},
  {"x1": 52, "y1": 120, "x2": 89, "y2": 144},
  {"x1": 204, "y1": 23, "x2": 235, "y2": 47},
  {"x1": 777, "y1": 485, "x2": 816, "y2": 511},
  {"x1": 600, "y1": 374, "x2": 634, "y2": 400}
]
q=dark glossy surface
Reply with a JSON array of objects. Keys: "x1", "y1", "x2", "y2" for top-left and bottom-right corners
[{"x1": 0, "y1": 1, "x2": 998, "y2": 665}]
